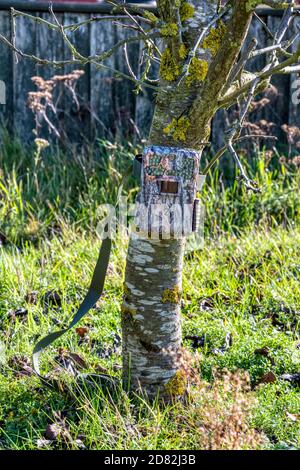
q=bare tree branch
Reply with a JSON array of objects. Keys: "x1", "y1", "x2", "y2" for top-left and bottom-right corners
[
  {"x1": 11, "y1": 8, "x2": 152, "y2": 32},
  {"x1": 0, "y1": 29, "x2": 159, "y2": 92},
  {"x1": 219, "y1": 42, "x2": 300, "y2": 107},
  {"x1": 0, "y1": 4, "x2": 161, "y2": 96},
  {"x1": 203, "y1": 135, "x2": 276, "y2": 175},
  {"x1": 253, "y1": 11, "x2": 275, "y2": 39},
  {"x1": 224, "y1": 38, "x2": 258, "y2": 92}
]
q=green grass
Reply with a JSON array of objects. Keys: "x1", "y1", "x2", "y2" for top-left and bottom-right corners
[{"x1": 0, "y1": 136, "x2": 300, "y2": 450}]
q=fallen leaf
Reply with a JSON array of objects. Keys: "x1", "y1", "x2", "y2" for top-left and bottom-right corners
[
  {"x1": 184, "y1": 334, "x2": 205, "y2": 349},
  {"x1": 279, "y1": 373, "x2": 300, "y2": 386},
  {"x1": 42, "y1": 290, "x2": 62, "y2": 307},
  {"x1": 68, "y1": 352, "x2": 88, "y2": 370},
  {"x1": 54, "y1": 351, "x2": 77, "y2": 377},
  {"x1": 96, "y1": 346, "x2": 114, "y2": 359},
  {"x1": 7, "y1": 308, "x2": 28, "y2": 321},
  {"x1": 44, "y1": 411, "x2": 72, "y2": 443},
  {"x1": 8, "y1": 355, "x2": 34, "y2": 377},
  {"x1": 199, "y1": 292, "x2": 231, "y2": 311},
  {"x1": 255, "y1": 346, "x2": 270, "y2": 357},
  {"x1": 25, "y1": 291, "x2": 38, "y2": 305},
  {"x1": 75, "y1": 327, "x2": 89, "y2": 338},
  {"x1": 37, "y1": 439, "x2": 53, "y2": 449},
  {"x1": 286, "y1": 411, "x2": 300, "y2": 422},
  {"x1": 257, "y1": 371, "x2": 277, "y2": 386},
  {"x1": 45, "y1": 423, "x2": 61, "y2": 441},
  {"x1": 254, "y1": 346, "x2": 275, "y2": 364},
  {"x1": 95, "y1": 364, "x2": 109, "y2": 374},
  {"x1": 199, "y1": 297, "x2": 215, "y2": 311}
]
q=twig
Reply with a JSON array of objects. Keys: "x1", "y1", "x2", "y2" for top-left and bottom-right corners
[
  {"x1": 250, "y1": 40, "x2": 292, "y2": 59},
  {"x1": 120, "y1": 4, "x2": 161, "y2": 58},
  {"x1": 106, "y1": 0, "x2": 151, "y2": 18},
  {"x1": 88, "y1": 31, "x2": 160, "y2": 63},
  {"x1": 224, "y1": 38, "x2": 258, "y2": 92},
  {"x1": 10, "y1": 8, "x2": 18, "y2": 64},
  {"x1": 219, "y1": 42, "x2": 300, "y2": 107},
  {"x1": 203, "y1": 135, "x2": 277, "y2": 175},
  {"x1": 0, "y1": 31, "x2": 159, "y2": 92},
  {"x1": 0, "y1": 33, "x2": 79, "y2": 66},
  {"x1": 228, "y1": 142, "x2": 260, "y2": 192},
  {"x1": 11, "y1": 8, "x2": 151, "y2": 29},
  {"x1": 253, "y1": 12, "x2": 275, "y2": 40},
  {"x1": 123, "y1": 43, "x2": 138, "y2": 81}
]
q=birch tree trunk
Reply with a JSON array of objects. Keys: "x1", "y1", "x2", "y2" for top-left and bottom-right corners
[{"x1": 122, "y1": 0, "x2": 253, "y2": 399}]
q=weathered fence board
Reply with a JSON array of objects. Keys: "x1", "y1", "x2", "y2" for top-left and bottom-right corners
[
  {"x1": 113, "y1": 20, "x2": 140, "y2": 140},
  {"x1": 63, "y1": 13, "x2": 91, "y2": 144},
  {"x1": 14, "y1": 14, "x2": 37, "y2": 142},
  {"x1": 90, "y1": 18, "x2": 115, "y2": 140},
  {"x1": 289, "y1": 17, "x2": 300, "y2": 128},
  {"x1": 0, "y1": 7, "x2": 299, "y2": 147},
  {"x1": 0, "y1": 11, "x2": 13, "y2": 131},
  {"x1": 267, "y1": 16, "x2": 290, "y2": 139}
]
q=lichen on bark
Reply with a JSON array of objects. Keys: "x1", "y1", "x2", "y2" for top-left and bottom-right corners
[
  {"x1": 164, "y1": 370, "x2": 187, "y2": 397},
  {"x1": 160, "y1": 23, "x2": 179, "y2": 37},
  {"x1": 162, "y1": 285, "x2": 182, "y2": 304},
  {"x1": 202, "y1": 21, "x2": 227, "y2": 56},
  {"x1": 186, "y1": 58, "x2": 208, "y2": 85},
  {"x1": 160, "y1": 48, "x2": 181, "y2": 81},
  {"x1": 122, "y1": 238, "x2": 185, "y2": 399},
  {"x1": 180, "y1": 2, "x2": 195, "y2": 22},
  {"x1": 122, "y1": 0, "x2": 257, "y2": 400},
  {"x1": 163, "y1": 116, "x2": 191, "y2": 142}
]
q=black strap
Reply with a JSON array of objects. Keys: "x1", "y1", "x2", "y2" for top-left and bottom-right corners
[
  {"x1": 32, "y1": 230, "x2": 112, "y2": 388},
  {"x1": 32, "y1": 159, "x2": 142, "y2": 388}
]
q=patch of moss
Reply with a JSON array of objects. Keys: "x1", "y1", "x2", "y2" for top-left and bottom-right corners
[
  {"x1": 121, "y1": 304, "x2": 137, "y2": 318},
  {"x1": 178, "y1": 44, "x2": 187, "y2": 60},
  {"x1": 160, "y1": 23, "x2": 179, "y2": 37},
  {"x1": 202, "y1": 21, "x2": 227, "y2": 56},
  {"x1": 180, "y1": 2, "x2": 195, "y2": 22},
  {"x1": 186, "y1": 57, "x2": 208, "y2": 86},
  {"x1": 246, "y1": 0, "x2": 289, "y2": 12},
  {"x1": 160, "y1": 48, "x2": 181, "y2": 81},
  {"x1": 163, "y1": 116, "x2": 190, "y2": 142},
  {"x1": 246, "y1": 0, "x2": 261, "y2": 12},
  {"x1": 123, "y1": 283, "x2": 130, "y2": 297},
  {"x1": 143, "y1": 10, "x2": 159, "y2": 23},
  {"x1": 164, "y1": 370, "x2": 187, "y2": 396},
  {"x1": 161, "y1": 285, "x2": 182, "y2": 303}
]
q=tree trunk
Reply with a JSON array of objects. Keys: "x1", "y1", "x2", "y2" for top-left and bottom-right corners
[
  {"x1": 122, "y1": 237, "x2": 184, "y2": 399},
  {"x1": 121, "y1": 1, "x2": 215, "y2": 400}
]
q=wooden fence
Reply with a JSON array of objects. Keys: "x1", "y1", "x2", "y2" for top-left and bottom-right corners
[{"x1": 0, "y1": 2, "x2": 299, "y2": 148}]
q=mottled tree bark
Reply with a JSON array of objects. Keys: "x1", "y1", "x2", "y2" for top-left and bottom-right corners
[{"x1": 122, "y1": 238, "x2": 184, "y2": 398}]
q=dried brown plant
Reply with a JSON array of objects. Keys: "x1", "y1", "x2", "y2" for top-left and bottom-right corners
[
  {"x1": 183, "y1": 370, "x2": 264, "y2": 450},
  {"x1": 27, "y1": 70, "x2": 85, "y2": 141}
]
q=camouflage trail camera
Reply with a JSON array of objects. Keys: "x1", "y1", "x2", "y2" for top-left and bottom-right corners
[{"x1": 134, "y1": 145, "x2": 205, "y2": 238}]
